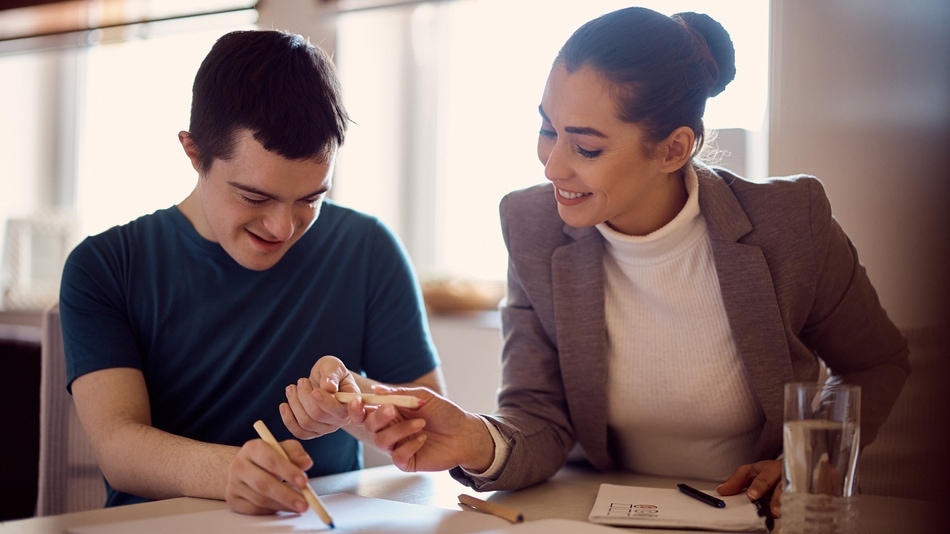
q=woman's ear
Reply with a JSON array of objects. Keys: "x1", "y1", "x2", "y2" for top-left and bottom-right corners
[
  {"x1": 178, "y1": 131, "x2": 202, "y2": 173},
  {"x1": 659, "y1": 126, "x2": 695, "y2": 172}
]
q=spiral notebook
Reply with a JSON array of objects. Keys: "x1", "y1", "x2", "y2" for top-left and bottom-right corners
[{"x1": 588, "y1": 483, "x2": 770, "y2": 532}]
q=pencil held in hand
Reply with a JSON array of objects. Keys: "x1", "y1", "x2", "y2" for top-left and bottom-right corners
[
  {"x1": 252, "y1": 420, "x2": 335, "y2": 529},
  {"x1": 333, "y1": 392, "x2": 424, "y2": 408}
]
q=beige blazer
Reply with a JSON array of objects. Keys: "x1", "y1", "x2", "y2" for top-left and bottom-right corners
[{"x1": 453, "y1": 165, "x2": 909, "y2": 491}]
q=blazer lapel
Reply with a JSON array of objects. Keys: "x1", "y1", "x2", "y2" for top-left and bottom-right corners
[
  {"x1": 550, "y1": 224, "x2": 613, "y2": 468},
  {"x1": 699, "y1": 171, "x2": 794, "y2": 458},
  {"x1": 543, "y1": 169, "x2": 793, "y2": 466}
]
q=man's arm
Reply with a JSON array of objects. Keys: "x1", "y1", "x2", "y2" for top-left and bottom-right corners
[{"x1": 71, "y1": 367, "x2": 238, "y2": 501}]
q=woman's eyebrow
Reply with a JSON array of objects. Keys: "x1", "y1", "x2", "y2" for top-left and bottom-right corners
[{"x1": 538, "y1": 104, "x2": 606, "y2": 138}]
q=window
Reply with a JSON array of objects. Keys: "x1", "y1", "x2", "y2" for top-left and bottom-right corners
[
  {"x1": 77, "y1": 23, "x2": 254, "y2": 236},
  {"x1": 0, "y1": 1, "x2": 254, "y2": 310},
  {"x1": 331, "y1": 0, "x2": 769, "y2": 282},
  {"x1": 0, "y1": 0, "x2": 768, "y2": 311}
]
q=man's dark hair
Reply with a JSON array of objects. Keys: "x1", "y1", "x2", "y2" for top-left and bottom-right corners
[{"x1": 188, "y1": 30, "x2": 350, "y2": 172}]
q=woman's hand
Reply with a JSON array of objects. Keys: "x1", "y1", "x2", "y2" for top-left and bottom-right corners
[
  {"x1": 717, "y1": 459, "x2": 784, "y2": 518},
  {"x1": 280, "y1": 355, "x2": 368, "y2": 439},
  {"x1": 226, "y1": 437, "x2": 313, "y2": 515},
  {"x1": 363, "y1": 386, "x2": 495, "y2": 473}
]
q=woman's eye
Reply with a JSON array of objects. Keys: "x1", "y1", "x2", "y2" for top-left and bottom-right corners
[
  {"x1": 539, "y1": 127, "x2": 556, "y2": 139},
  {"x1": 578, "y1": 147, "x2": 602, "y2": 159}
]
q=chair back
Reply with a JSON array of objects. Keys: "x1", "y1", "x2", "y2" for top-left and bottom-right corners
[
  {"x1": 858, "y1": 325, "x2": 950, "y2": 501},
  {"x1": 36, "y1": 303, "x2": 106, "y2": 516}
]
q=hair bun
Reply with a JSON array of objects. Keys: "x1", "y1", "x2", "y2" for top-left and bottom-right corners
[{"x1": 675, "y1": 12, "x2": 736, "y2": 97}]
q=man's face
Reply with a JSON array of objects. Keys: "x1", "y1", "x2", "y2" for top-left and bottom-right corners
[{"x1": 185, "y1": 129, "x2": 334, "y2": 271}]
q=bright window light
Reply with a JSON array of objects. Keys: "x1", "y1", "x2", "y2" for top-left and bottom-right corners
[{"x1": 333, "y1": 0, "x2": 769, "y2": 282}]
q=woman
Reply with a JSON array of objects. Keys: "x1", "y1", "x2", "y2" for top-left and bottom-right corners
[{"x1": 360, "y1": 6, "x2": 909, "y2": 518}]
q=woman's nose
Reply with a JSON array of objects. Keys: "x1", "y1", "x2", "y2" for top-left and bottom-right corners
[{"x1": 542, "y1": 142, "x2": 570, "y2": 183}]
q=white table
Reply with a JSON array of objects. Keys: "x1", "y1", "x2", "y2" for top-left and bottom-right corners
[{"x1": 3, "y1": 463, "x2": 941, "y2": 533}]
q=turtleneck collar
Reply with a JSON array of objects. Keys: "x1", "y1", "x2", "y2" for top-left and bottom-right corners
[{"x1": 596, "y1": 164, "x2": 705, "y2": 265}]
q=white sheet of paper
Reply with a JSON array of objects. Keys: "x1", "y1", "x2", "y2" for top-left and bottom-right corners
[
  {"x1": 68, "y1": 493, "x2": 512, "y2": 534},
  {"x1": 588, "y1": 484, "x2": 768, "y2": 532},
  {"x1": 474, "y1": 518, "x2": 625, "y2": 533}
]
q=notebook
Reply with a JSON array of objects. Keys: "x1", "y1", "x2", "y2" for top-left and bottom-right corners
[{"x1": 588, "y1": 483, "x2": 770, "y2": 532}]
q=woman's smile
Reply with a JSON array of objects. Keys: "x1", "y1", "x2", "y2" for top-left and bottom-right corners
[{"x1": 555, "y1": 187, "x2": 593, "y2": 205}]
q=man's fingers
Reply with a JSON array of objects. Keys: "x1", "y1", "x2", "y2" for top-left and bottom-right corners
[
  {"x1": 280, "y1": 402, "x2": 318, "y2": 440},
  {"x1": 227, "y1": 440, "x2": 311, "y2": 515}
]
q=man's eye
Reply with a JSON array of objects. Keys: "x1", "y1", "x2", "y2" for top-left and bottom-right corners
[
  {"x1": 242, "y1": 196, "x2": 267, "y2": 205},
  {"x1": 303, "y1": 192, "x2": 328, "y2": 205}
]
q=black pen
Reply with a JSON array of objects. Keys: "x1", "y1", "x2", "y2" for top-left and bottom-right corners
[
  {"x1": 677, "y1": 483, "x2": 726, "y2": 508},
  {"x1": 753, "y1": 494, "x2": 775, "y2": 531},
  {"x1": 753, "y1": 496, "x2": 771, "y2": 517}
]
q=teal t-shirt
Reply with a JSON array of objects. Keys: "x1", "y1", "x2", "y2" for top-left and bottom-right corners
[{"x1": 60, "y1": 201, "x2": 439, "y2": 507}]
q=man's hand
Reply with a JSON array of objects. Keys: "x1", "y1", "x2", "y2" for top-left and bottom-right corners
[
  {"x1": 226, "y1": 437, "x2": 314, "y2": 515},
  {"x1": 280, "y1": 355, "x2": 368, "y2": 439}
]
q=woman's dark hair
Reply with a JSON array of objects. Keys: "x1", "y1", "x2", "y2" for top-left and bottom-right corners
[
  {"x1": 556, "y1": 7, "x2": 736, "y2": 157},
  {"x1": 188, "y1": 30, "x2": 350, "y2": 172}
]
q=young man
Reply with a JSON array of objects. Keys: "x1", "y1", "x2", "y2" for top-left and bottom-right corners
[{"x1": 60, "y1": 30, "x2": 443, "y2": 515}]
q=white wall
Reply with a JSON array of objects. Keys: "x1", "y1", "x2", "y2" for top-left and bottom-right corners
[
  {"x1": 769, "y1": 0, "x2": 950, "y2": 329},
  {"x1": 429, "y1": 313, "x2": 504, "y2": 414}
]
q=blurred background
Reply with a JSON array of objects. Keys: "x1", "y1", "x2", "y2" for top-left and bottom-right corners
[
  {"x1": 1, "y1": 0, "x2": 947, "y2": 329},
  {"x1": 1, "y1": 0, "x2": 948, "y2": 521}
]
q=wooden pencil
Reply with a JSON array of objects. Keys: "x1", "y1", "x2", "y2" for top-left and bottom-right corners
[
  {"x1": 253, "y1": 420, "x2": 335, "y2": 529},
  {"x1": 333, "y1": 392, "x2": 424, "y2": 408},
  {"x1": 458, "y1": 493, "x2": 525, "y2": 523}
]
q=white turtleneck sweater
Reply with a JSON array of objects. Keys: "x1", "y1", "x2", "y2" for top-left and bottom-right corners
[
  {"x1": 594, "y1": 165, "x2": 762, "y2": 481},
  {"x1": 469, "y1": 166, "x2": 764, "y2": 482}
]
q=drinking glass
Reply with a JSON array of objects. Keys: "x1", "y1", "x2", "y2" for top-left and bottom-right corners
[{"x1": 780, "y1": 382, "x2": 861, "y2": 534}]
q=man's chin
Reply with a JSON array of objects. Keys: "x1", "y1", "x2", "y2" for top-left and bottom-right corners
[
  {"x1": 240, "y1": 255, "x2": 284, "y2": 271},
  {"x1": 226, "y1": 246, "x2": 287, "y2": 271}
]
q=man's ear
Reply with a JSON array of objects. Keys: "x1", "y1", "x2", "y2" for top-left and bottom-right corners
[
  {"x1": 659, "y1": 126, "x2": 695, "y2": 172},
  {"x1": 178, "y1": 131, "x2": 202, "y2": 173}
]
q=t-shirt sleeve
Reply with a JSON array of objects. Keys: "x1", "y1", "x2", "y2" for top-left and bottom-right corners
[{"x1": 59, "y1": 234, "x2": 143, "y2": 391}]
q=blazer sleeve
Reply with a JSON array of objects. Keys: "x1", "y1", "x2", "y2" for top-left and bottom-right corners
[
  {"x1": 796, "y1": 177, "x2": 910, "y2": 446},
  {"x1": 450, "y1": 188, "x2": 577, "y2": 491}
]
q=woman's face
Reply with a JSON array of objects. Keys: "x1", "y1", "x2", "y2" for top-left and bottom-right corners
[{"x1": 537, "y1": 62, "x2": 684, "y2": 236}]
